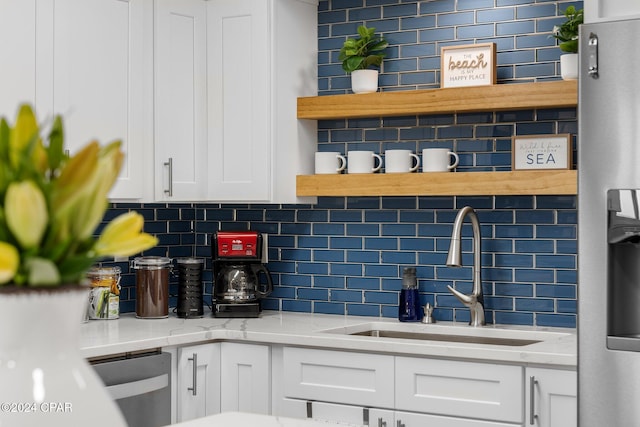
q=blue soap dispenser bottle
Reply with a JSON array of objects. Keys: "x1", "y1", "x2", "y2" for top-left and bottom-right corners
[{"x1": 398, "y1": 267, "x2": 423, "y2": 322}]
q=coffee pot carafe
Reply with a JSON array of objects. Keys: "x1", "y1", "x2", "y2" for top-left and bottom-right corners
[
  {"x1": 215, "y1": 264, "x2": 273, "y2": 303},
  {"x1": 212, "y1": 231, "x2": 273, "y2": 318}
]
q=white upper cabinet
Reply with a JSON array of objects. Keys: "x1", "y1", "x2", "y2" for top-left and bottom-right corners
[
  {"x1": 207, "y1": 0, "x2": 270, "y2": 201},
  {"x1": 207, "y1": 0, "x2": 317, "y2": 203},
  {"x1": 154, "y1": 0, "x2": 208, "y2": 201},
  {"x1": 48, "y1": 0, "x2": 148, "y2": 199},
  {"x1": 2, "y1": 0, "x2": 316, "y2": 203},
  {"x1": 584, "y1": 0, "x2": 640, "y2": 23},
  {"x1": 0, "y1": 0, "x2": 37, "y2": 117}
]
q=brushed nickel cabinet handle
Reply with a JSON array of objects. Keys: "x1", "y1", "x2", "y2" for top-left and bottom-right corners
[
  {"x1": 529, "y1": 375, "x2": 538, "y2": 425},
  {"x1": 164, "y1": 157, "x2": 173, "y2": 196},
  {"x1": 187, "y1": 353, "x2": 197, "y2": 396}
]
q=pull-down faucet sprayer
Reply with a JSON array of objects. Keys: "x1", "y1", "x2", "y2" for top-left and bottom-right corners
[{"x1": 446, "y1": 206, "x2": 485, "y2": 326}]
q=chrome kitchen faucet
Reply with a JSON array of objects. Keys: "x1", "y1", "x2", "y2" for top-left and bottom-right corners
[{"x1": 446, "y1": 206, "x2": 486, "y2": 326}]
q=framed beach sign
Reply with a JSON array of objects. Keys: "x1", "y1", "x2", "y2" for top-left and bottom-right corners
[
  {"x1": 440, "y1": 43, "x2": 496, "y2": 88},
  {"x1": 512, "y1": 134, "x2": 572, "y2": 170}
]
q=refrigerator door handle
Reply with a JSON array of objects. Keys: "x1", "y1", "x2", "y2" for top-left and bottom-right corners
[{"x1": 588, "y1": 32, "x2": 599, "y2": 78}]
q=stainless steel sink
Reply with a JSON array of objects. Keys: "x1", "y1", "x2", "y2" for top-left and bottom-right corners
[
  {"x1": 349, "y1": 329, "x2": 540, "y2": 346},
  {"x1": 320, "y1": 322, "x2": 570, "y2": 347}
]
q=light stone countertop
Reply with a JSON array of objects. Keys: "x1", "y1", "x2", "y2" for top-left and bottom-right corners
[
  {"x1": 172, "y1": 412, "x2": 347, "y2": 427},
  {"x1": 80, "y1": 310, "x2": 577, "y2": 367}
]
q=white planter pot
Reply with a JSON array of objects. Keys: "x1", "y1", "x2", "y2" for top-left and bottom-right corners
[
  {"x1": 351, "y1": 69, "x2": 379, "y2": 94},
  {"x1": 0, "y1": 287, "x2": 126, "y2": 427},
  {"x1": 560, "y1": 53, "x2": 578, "y2": 80}
]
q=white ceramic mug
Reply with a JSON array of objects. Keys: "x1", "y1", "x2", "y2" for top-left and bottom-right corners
[
  {"x1": 385, "y1": 149, "x2": 420, "y2": 173},
  {"x1": 315, "y1": 152, "x2": 347, "y2": 174},
  {"x1": 347, "y1": 150, "x2": 383, "y2": 174},
  {"x1": 422, "y1": 148, "x2": 459, "y2": 172}
]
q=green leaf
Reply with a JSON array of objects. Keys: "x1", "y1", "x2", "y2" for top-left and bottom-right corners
[
  {"x1": 343, "y1": 56, "x2": 365, "y2": 73},
  {"x1": 57, "y1": 254, "x2": 97, "y2": 284},
  {"x1": 559, "y1": 39, "x2": 578, "y2": 53},
  {"x1": 47, "y1": 115, "x2": 65, "y2": 172},
  {"x1": 363, "y1": 55, "x2": 383, "y2": 69}
]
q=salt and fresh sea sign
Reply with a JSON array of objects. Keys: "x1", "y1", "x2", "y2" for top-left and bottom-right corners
[{"x1": 512, "y1": 134, "x2": 572, "y2": 170}]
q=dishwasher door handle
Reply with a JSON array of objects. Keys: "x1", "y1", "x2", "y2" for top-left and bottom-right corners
[{"x1": 105, "y1": 373, "x2": 169, "y2": 401}]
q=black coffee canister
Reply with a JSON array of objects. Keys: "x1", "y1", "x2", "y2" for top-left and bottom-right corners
[{"x1": 176, "y1": 258, "x2": 205, "y2": 318}]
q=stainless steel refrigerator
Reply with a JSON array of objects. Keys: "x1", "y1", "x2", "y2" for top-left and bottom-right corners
[{"x1": 579, "y1": 18, "x2": 640, "y2": 426}]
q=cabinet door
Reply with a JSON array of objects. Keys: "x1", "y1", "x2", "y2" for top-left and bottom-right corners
[
  {"x1": 395, "y1": 410, "x2": 519, "y2": 427},
  {"x1": 220, "y1": 342, "x2": 271, "y2": 414},
  {"x1": 49, "y1": 0, "x2": 146, "y2": 199},
  {"x1": 395, "y1": 356, "x2": 523, "y2": 423},
  {"x1": 155, "y1": 0, "x2": 207, "y2": 201},
  {"x1": 0, "y1": 0, "x2": 37, "y2": 117},
  {"x1": 282, "y1": 347, "x2": 395, "y2": 408},
  {"x1": 207, "y1": 0, "x2": 270, "y2": 202},
  {"x1": 177, "y1": 343, "x2": 221, "y2": 422},
  {"x1": 526, "y1": 368, "x2": 577, "y2": 427},
  {"x1": 280, "y1": 398, "x2": 392, "y2": 427}
]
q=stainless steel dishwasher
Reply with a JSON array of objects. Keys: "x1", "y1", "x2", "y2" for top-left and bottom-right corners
[{"x1": 90, "y1": 350, "x2": 171, "y2": 427}]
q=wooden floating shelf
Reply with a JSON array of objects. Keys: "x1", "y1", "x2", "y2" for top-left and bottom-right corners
[
  {"x1": 296, "y1": 170, "x2": 577, "y2": 197},
  {"x1": 297, "y1": 80, "x2": 577, "y2": 120}
]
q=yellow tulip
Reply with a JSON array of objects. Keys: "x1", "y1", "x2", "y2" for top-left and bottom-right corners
[
  {"x1": 0, "y1": 242, "x2": 19, "y2": 284},
  {"x1": 69, "y1": 140, "x2": 124, "y2": 239},
  {"x1": 93, "y1": 212, "x2": 158, "y2": 257},
  {"x1": 9, "y1": 104, "x2": 40, "y2": 170},
  {"x1": 50, "y1": 141, "x2": 100, "y2": 213},
  {"x1": 24, "y1": 257, "x2": 60, "y2": 286},
  {"x1": 5, "y1": 180, "x2": 48, "y2": 249}
]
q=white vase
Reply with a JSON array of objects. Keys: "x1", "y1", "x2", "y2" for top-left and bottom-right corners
[
  {"x1": 351, "y1": 69, "x2": 379, "y2": 94},
  {"x1": 0, "y1": 287, "x2": 126, "y2": 427},
  {"x1": 560, "y1": 53, "x2": 578, "y2": 80}
]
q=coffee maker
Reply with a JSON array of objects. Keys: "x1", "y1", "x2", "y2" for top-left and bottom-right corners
[{"x1": 211, "y1": 231, "x2": 273, "y2": 317}]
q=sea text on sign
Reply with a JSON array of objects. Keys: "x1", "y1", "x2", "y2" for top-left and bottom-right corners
[{"x1": 519, "y1": 140, "x2": 564, "y2": 166}]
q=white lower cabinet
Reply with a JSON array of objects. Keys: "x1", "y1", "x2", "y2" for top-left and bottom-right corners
[
  {"x1": 280, "y1": 399, "x2": 521, "y2": 427},
  {"x1": 175, "y1": 341, "x2": 271, "y2": 422},
  {"x1": 525, "y1": 368, "x2": 577, "y2": 427},
  {"x1": 172, "y1": 343, "x2": 574, "y2": 426},
  {"x1": 395, "y1": 356, "x2": 522, "y2": 423},
  {"x1": 220, "y1": 342, "x2": 271, "y2": 414},
  {"x1": 177, "y1": 343, "x2": 221, "y2": 422},
  {"x1": 277, "y1": 347, "x2": 577, "y2": 427}
]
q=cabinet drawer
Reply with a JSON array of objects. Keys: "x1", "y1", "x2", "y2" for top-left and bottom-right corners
[
  {"x1": 396, "y1": 356, "x2": 523, "y2": 423},
  {"x1": 283, "y1": 347, "x2": 394, "y2": 408}
]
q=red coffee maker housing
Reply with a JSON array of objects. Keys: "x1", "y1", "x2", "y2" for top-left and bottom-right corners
[{"x1": 211, "y1": 231, "x2": 273, "y2": 317}]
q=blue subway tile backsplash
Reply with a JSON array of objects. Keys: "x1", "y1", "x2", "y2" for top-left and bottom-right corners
[{"x1": 103, "y1": 0, "x2": 580, "y2": 329}]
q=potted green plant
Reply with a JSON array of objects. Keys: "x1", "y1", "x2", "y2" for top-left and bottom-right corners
[
  {"x1": 339, "y1": 25, "x2": 388, "y2": 94},
  {"x1": 552, "y1": 6, "x2": 584, "y2": 80}
]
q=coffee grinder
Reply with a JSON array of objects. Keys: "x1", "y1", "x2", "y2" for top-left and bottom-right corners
[{"x1": 211, "y1": 231, "x2": 273, "y2": 317}]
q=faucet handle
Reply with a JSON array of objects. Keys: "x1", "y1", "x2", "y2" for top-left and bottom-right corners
[
  {"x1": 447, "y1": 285, "x2": 474, "y2": 305},
  {"x1": 422, "y1": 302, "x2": 436, "y2": 324}
]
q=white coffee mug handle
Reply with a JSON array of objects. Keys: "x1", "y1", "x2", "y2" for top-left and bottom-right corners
[
  {"x1": 409, "y1": 153, "x2": 420, "y2": 172},
  {"x1": 336, "y1": 154, "x2": 347, "y2": 172},
  {"x1": 372, "y1": 153, "x2": 383, "y2": 172},
  {"x1": 448, "y1": 152, "x2": 459, "y2": 170}
]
